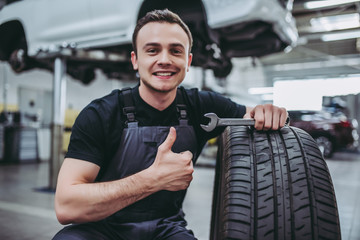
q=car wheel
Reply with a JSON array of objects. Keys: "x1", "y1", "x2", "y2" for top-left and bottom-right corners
[
  {"x1": 8, "y1": 36, "x2": 29, "y2": 73},
  {"x1": 67, "y1": 66, "x2": 96, "y2": 85},
  {"x1": 212, "y1": 59, "x2": 233, "y2": 78},
  {"x1": 315, "y1": 136, "x2": 333, "y2": 158},
  {"x1": 9, "y1": 48, "x2": 27, "y2": 72},
  {"x1": 210, "y1": 126, "x2": 341, "y2": 240}
]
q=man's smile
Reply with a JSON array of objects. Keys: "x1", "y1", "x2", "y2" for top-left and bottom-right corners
[{"x1": 153, "y1": 71, "x2": 176, "y2": 77}]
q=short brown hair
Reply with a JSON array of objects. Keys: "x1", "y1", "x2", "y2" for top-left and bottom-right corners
[{"x1": 132, "y1": 9, "x2": 193, "y2": 55}]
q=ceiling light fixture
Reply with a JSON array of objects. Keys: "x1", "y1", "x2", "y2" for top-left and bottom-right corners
[
  {"x1": 248, "y1": 87, "x2": 274, "y2": 95},
  {"x1": 310, "y1": 13, "x2": 360, "y2": 32},
  {"x1": 321, "y1": 30, "x2": 360, "y2": 41},
  {"x1": 305, "y1": 0, "x2": 360, "y2": 9}
]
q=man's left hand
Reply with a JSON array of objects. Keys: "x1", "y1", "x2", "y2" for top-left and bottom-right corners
[{"x1": 244, "y1": 104, "x2": 288, "y2": 131}]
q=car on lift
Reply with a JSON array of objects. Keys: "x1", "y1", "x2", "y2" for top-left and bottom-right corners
[
  {"x1": 0, "y1": 0, "x2": 298, "y2": 84},
  {"x1": 288, "y1": 110, "x2": 359, "y2": 158}
]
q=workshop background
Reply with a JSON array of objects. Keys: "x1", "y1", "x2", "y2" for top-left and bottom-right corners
[{"x1": 0, "y1": 0, "x2": 360, "y2": 239}]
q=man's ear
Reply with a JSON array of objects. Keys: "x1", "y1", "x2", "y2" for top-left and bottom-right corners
[
  {"x1": 131, "y1": 51, "x2": 138, "y2": 70},
  {"x1": 187, "y1": 53, "x2": 193, "y2": 72}
]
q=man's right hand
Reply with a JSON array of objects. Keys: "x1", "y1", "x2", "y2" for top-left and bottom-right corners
[{"x1": 150, "y1": 127, "x2": 194, "y2": 191}]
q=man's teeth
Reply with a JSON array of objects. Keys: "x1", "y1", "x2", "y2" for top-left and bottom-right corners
[{"x1": 155, "y1": 72, "x2": 172, "y2": 76}]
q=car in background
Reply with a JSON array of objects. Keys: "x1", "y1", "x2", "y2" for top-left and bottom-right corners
[
  {"x1": 288, "y1": 110, "x2": 359, "y2": 158},
  {"x1": 0, "y1": 0, "x2": 297, "y2": 84}
]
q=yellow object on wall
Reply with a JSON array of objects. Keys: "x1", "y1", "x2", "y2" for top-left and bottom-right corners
[
  {"x1": 0, "y1": 104, "x2": 19, "y2": 112},
  {"x1": 63, "y1": 131, "x2": 72, "y2": 152},
  {"x1": 62, "y1": 108, "x2": 80, "y2": 152},
  {"x1": 64, "y1": 108, "x2": 80, "y2": 129}
]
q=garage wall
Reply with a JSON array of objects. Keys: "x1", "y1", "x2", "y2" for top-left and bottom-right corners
[{"x1": 0, "y1": 63, "x2": 134, "y2": 114}]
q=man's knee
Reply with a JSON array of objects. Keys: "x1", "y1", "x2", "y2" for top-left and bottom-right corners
[
  {"x1": 164, "y1": 230, "x2": 197, "y2": 240},
  {"x1": 52, "y1": 224, "x2": 109, "y2": 240}
]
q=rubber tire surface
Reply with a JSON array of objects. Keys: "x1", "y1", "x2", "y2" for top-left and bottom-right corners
[{"x1": 210, "y1": 126, "x2": 341, "y2": 240}]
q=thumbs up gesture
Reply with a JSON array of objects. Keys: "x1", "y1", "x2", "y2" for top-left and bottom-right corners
[{"x1": 149, "y1": 127, "x2": 194, "y2": 192}]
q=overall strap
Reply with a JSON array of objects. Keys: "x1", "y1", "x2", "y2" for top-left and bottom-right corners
[
  {"x1": 120, "y1": 87, "x2": 137, "y2": 125},
  {"x1": 121, "y1": 87, "x2": 189, "y2": 126},
  {"x1": 176, "y1": 88, "x2": 189, "y2": 125}
]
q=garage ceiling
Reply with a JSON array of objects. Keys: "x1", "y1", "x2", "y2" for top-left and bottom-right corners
[{"x1": 260, "y1": 0, "x2": 360, "y2": 82}]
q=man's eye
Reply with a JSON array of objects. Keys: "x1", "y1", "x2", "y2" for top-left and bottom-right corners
[
  {"x1": 147, "y1": 49, "x2": 157, "y2": 54},
  {"x1": 172, "y1": 49, "x2": 182, "y2": 55}
]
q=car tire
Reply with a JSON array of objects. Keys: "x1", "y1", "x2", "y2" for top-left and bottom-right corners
[
  {"x1": 8, "y1": 37, "x2": 28, "y2": 73},
  {"x1": 9, "y1": 48, "x2": 27, "y2": 72},
  {"x1": 213, "y1": 59, "x2": 233, "y2": 78},
  {"x1": 315, "y1": 136, "x2": 333, "y2": 158},
  {"x1": 67, "y1": 66, "x2": 96, "y2": 85},
  {"x1": 210, "y1": 126, "x2": 341, "y2": 240}
]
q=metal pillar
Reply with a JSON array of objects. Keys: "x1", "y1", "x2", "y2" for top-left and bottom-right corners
[
  {"x1": 2, "y1": 64, "x2": 8, "y2": 116},
  {"x1": 201, "y1": 68, "x2": 206, "y2": 90},
  {"x1": 49, "y1": 58, "x2": 67, "y2": 190}
]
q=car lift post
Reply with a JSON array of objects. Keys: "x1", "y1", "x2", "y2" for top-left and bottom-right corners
[{"x1": 49, "y1": 57, "x2": 67, "y2": 190}]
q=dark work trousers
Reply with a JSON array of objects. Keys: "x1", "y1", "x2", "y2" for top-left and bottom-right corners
[{"x1": 53, "y1": 117, "x2": 199, "y2": 240}]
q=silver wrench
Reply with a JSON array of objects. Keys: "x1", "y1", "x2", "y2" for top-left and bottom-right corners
[{"x1": 200, "y1": 113, "x2": 255, "y2": 132}]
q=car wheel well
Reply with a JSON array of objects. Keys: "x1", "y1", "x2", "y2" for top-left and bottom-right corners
[
  {"x1": 138, "y1": 0, "x2": 205, "y2": 24},
  {"x1": 137, "y1": 0, "x2": 210, "y2": 41},
  {"x1": 0, "y1": 20, "x2": 27, "y2": 60}
]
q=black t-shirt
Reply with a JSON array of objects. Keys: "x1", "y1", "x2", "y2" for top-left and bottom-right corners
[{"x1": 65, "y1": 85, "x2": 246, "y2": 167}]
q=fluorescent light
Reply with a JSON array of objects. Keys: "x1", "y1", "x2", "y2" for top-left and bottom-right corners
[
  {"x1": 321, "y1": 30, "x2": 360, "y2": 41},
  {"x1": 248, "y1": 87, "x2": 274, "y2": 95},
  {"x1": 305, "y1": 0, "x2": 360, "y2": 9},
  {"x1": 309, "y1": 13, "x2": 360, "y2": 32},
  {"x1": 273, "y1": 77, "x2": 360, "y2": 111},
  {"x1": 261, "y1": 94, "x2": 274, "y2": 101},
  {"x1": 274, "y1": 80, "x2": 323, "y2": 111}
]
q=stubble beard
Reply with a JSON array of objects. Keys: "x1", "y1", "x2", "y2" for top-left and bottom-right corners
[{"x1": 141, "y1": 77, "x2": 179, "y2": 94}]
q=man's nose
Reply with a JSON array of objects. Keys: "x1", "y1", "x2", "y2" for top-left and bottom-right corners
[{"x1": 158, "y1": 52, "x2": 172, "y2": 65}]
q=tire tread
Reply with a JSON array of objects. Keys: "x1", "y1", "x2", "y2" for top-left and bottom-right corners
[{"x1": 210, "y1": 126, "x2": 341, "y2": 240}]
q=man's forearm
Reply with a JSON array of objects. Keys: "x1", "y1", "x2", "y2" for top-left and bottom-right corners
[{"x1": 55, "y1": 167, "x2": 158, "y2": 225}]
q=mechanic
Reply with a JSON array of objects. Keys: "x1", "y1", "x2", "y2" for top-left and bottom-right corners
[{"x1": 53, "y1": 9, "x2": 288, "y2": 240}]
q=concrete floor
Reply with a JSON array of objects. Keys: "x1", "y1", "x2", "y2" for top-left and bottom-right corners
[{"x1": 0, "y1": 151, "x2": 359, "y2": 240}]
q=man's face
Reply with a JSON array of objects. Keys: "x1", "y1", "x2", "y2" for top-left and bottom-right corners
[{"x1": 131, "y1": 22, "x2": 192, "y2": 94}]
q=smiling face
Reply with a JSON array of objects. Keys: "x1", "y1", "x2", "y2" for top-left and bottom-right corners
[{"x1": 131, "y1": 22, "x2": 192, "y2": 96}]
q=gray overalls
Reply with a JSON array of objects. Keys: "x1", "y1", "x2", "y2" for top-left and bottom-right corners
[{"x1": 53, "y1": 88, "x2": 199, "y2": 240}]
